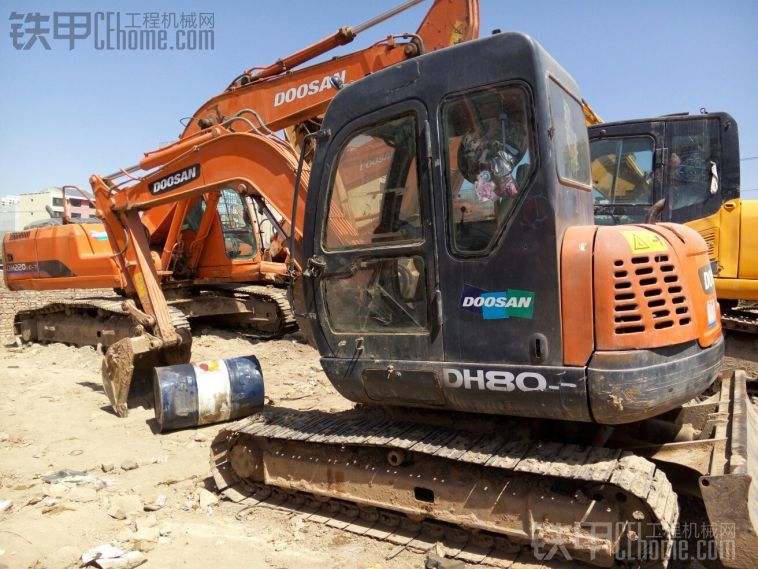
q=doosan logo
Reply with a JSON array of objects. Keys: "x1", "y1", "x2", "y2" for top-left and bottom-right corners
[
  {"x1": 274, "y1": 70, "x2": 347, "y2": 107},
  {"x1": 149, "y1": 164, "x2": 201, "y2": 195},
  {"x1": 460, "y1": 284, "x2": 535, "y2": 320}
]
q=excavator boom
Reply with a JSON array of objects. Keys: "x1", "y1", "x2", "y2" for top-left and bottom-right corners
[{"x1": 182, "y1": 0, "x2": 478, "y2": 138}]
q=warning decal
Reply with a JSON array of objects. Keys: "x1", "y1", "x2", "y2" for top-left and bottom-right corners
[{"x1": 620, "y1": 230, "x2": 669, "y2": 254}]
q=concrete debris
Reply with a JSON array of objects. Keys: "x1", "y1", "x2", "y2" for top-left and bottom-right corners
[
  {"x1": 108, "y1": 495, "x2": 144, "y2": 518},
  {"x1": 197, "y1": 488, "x2": 218, "y2": 509},
  {"x1": 135, "y1": 514, "x2": 157, "y2": 532},
  {"x1": 143, "y1": 494, "x2": 166, "y2": 511},
  {"x1": 80, "y1": 544, "x2": 146, "y2": 568},
  {"x1": 107, "y1": 506, "x2": 126, "y2": 521},
  {"x1": 120, "y1": 460, "x2": 139, "y2": 471},
  {"x1": 81, "y1": 544, "x2": 123, "y2": 564},
  {"x1": 101, "y1": 464, "x2": 115, "y2": 473}
]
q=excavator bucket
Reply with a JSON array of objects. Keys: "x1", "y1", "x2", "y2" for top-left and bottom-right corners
[
  {"x1": 700, "y1": 369, "x2": 758, "y2": 567},
  {"x1": 100, "y1": 308, "x2": 192, "y2": 418}
]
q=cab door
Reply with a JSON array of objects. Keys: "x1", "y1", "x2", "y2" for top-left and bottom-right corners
[
  {"x1": 589, "y1": 121, "x2": 664, "y2": 225},
  {"x1": 307, "y1": 102, "x2": 443, "y2": 403}
]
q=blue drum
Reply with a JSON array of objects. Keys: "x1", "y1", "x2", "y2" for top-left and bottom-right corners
[{"x1": 153, "y1": 355, "x2": 264, "y2": 432}]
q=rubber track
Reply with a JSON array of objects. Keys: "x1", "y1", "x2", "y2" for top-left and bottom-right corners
[{"x1": 211, "y1": 407, "x2": 679, "y2": 567}]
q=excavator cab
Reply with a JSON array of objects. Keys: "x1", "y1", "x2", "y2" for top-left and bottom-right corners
[
  {"x1": 298, "y1": 32, "x2": 724, "y2": 423},
  {"x1": 589, "y1": 112, "x2": 740, "y2": 226}
]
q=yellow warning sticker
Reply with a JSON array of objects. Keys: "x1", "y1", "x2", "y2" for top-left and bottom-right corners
[
  {"x1": 620, "y1": 230, "x2": 668, "y2": 254},
  {"x1": 133, "y1": 272, "x2": 147, "y2": 298}
]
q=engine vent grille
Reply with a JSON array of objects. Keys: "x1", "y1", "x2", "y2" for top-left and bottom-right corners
[
  {"x1": 700, "y1": 228, "x2": 716, "y2": 261},
  {"x1": 612, "y1": 253, "x2": 691, "y2": 335}
]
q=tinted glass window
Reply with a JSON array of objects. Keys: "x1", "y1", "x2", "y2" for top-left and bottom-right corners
[
  {"x1": 591, "y1": 137, "x2": 654, "y2": 204},
  {"x1": 666, "y1": 118, "x2": 720, "y2": 219},
  {"x1": 548, "y1": 79, "x2": 590, "y2": 187},
  {"x1": 442, "y1": 86, "x2": 534, "y2": 255},
  {"x1": 324, "y1": 114, "x2": 421, "y2": 250},
  {"x1": 324, "y1": 256, "x2": 427, "y2": 332}
]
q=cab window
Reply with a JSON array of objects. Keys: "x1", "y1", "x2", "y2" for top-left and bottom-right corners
[
  {"x1": 217, "y1": 189, "x2": 257, "y2": 260},
  {"x1": 548, "y1": 79, "x2": 590, "y2": 187},
  {"x1": 442, "y1": 86, "x2": 534, "y2": 255},
  {"x1": 666, "y1": 119, "x2": 720, "y2": 221},
  {"x1": 591, "y1": 137, "x2": 655, "y2": 205},
  {"x1": 324, "y1": 114, "x2": 421, "y2": 251}
]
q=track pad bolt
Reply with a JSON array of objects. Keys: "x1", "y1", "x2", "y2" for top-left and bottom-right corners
[{"x1": 386, "y1": 449, "x2": 407, "y2": 466}]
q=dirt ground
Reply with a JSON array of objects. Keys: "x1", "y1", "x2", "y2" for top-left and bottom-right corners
[
  {"x1": 0, "y1": 327, "x2": 449, "y2": 569},
  {"x1": 1, "y1": 324, "x2": 756, "y2": 569}
]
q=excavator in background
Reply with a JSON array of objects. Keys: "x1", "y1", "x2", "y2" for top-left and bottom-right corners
[
  {"x1": 589, "y1": 113, "x2": 758, "y2": 358},
  {"x1": 2, "y1": 0, "x2": 479, "y2": 357}
]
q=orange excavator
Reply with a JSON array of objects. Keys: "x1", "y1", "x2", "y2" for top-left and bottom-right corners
[{"x1": 2, "y1": 0, "x2": 479, "y2": 375}]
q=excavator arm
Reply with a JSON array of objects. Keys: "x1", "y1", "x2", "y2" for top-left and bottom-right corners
[{"x1": 91, "y1": 126, "x2": 309, "y2": 415}]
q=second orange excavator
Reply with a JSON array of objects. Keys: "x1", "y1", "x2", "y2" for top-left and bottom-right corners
[{"x1": 2, "y1": 0, "x2": 479, "y2": 367}]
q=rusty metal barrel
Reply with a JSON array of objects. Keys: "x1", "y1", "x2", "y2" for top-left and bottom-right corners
[{"x1": 153, "y1": 355, "x2": 264, "y2": 432}]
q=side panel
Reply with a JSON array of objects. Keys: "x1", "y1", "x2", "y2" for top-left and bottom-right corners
[
  {"x1": 3, "y1": 224, "x2": 122, "y2": 290},
  {"x1": 738, "y1": 199, "x2": 758, "y2": 280}
]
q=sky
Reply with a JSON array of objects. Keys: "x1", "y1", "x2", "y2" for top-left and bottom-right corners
[{"x1": 1, "y1": 0, "x2": 756, "y2": 200}]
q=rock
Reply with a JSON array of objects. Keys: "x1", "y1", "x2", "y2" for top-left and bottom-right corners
[
  {"x1": 197, "y1": 488, "x2": 218, "y2": 509},
  {"x1": 144, "y1": 494, "x2": 166, "y2": 511},
  {"x1": 120, "y1": 460, "x2": 139, "y2": 471},
  {"x1": 101, "y1": 463, "x2": 115, "y2": 473},
  {"x1": 0, "y1": 432, "x2": 10, "y2": 443},
  {"x1": 132, "y1": 539, "x2": 155, "y2": 553},
  {"x1": 108, "y1": 495, "x2": 144, "y2": 518},
  {"x1": 95, "y1": 551, "x2": 147, "y2": 569},
  {"x1": 132, "y1": 525, "x2": 160, "y2": 543},
  {"x1": 44, "y1": 483, "x2": 69, "y2": 498},
  {"x1": 107, "y1": 506, "x2": 126, "y2": 520},
  {"x1": 0, "y1": 499, "x2": 12, "y2": 513},
  {"x1": 26, "y1": 492, "x2": 44, "y2": 506},
  {"x1": 193, "y1": 432, "x2": 207, "y2": 442},
  {"x1": 135, "y1": 514, "x2": 157, "y2": 532},
  {"x1": 81, "y1": 544, "x2": 125, "y2": 565},
  {"x1": 69, "y1": 487, "x2": 97, "y2": 503},
  {"x1": 425, "y1": 553, "x2": 465, "y2": 569},
  {"x1": 158, "y1": 523, "x2": 172, "y2": 537}
]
